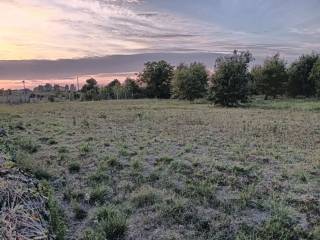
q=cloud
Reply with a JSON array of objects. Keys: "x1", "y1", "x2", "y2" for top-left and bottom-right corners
[{"x1": 0, "y1": 0, "x2": 319, "y2": 61}]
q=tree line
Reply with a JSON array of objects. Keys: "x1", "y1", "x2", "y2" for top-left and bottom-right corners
[{"x1": 35, "y1": 50, "x2": 320, "y2": 106}]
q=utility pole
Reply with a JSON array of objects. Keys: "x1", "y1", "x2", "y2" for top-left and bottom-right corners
[
  {"x1": 22, "y1": 80, "x2": 26, "y2": 103},
  {"x1": 77, "y1": 76, "x2": 80, "y2": 91}
]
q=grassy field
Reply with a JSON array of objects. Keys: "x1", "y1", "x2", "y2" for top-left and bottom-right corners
[{"x1": 0, "y1": 99, "x2": 319, "y2": 240}]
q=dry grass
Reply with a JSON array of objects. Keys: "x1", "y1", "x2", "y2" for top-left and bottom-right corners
[
  {"x1": 0, "y1": 99, "x2": 319, "y2": 239},
  {"x1": 0, "y1": 169, "x2": 50, "y2": 239}
]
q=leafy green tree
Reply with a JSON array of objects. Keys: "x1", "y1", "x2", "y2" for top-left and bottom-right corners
[
  {"x1": 138, "y1": 60, "x2": 174, "y2": 98},
  {"x1": 209, "y1": 50, "x2": 253, "y2": 106},
  {"x1": 288, "y1": 53, "x2": 319, "y2": 97},
  {"x1": 172, "y1": 63, "x2": 208, "y2": 101},
  {"x1": 102, "y1": 79, "x2": 121, "y2": 99},
  {"x1": 107, "y1": 79, "x2": 122, "y2": 99},
  {"x1": 309, "y1": 59, "x2": 320, "y2": 98},
  {"x1": 250, "y1": 65, "x2": 263, "y2": 95},
  {"x1": 107, "y1": 79, "x2": 121, "y2": 88},
  {"x1": 44, "y1": 83, "x2": 53, "y2": 92},
  {"x1": 54, "y1": 84, "x2": 61, "y2": 92},
  {"x1": 81, "y1": 78, "x2": 99, "y2": 101},
  {"x1": 123, "y1": 78, "x2": 141, "y2": 99},
  {"x1": 258, "y1": 54, "x2": 288, "y2": 100}
]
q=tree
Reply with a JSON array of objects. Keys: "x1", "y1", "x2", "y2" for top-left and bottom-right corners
[
  {"x1": 81, "y1": 78, "x2": 99, "y2": 101},
  {"x1": 70, "y1": 84, "x2": 77, "y2": 92},
  {"x1": 209, "y1": 50, "x2": 253, "y2": 106},
  {"x1": 250, "y1": 65, "x2": 263, "y2": 95},
  {"x1": 172, "y1": 62, "x2": 208, "y2": 101},
  {"x1": 54, "y1": 84, "x2": 61, "y2": 92},
  {"x1": 107, "y1": 79, "x2": 121, "y2": 88},
  {"x1": 44, "y1": 83, "x2": 53, "y2": 92},
  {"x1": 258, "y1": 54, "x2": 288, "y2": 100},
  {"x1": 105, "y1": 79, "x2": 121, "y2": 99},
  {"x1": 288, "y1": 53, "x2": 319, "y2": 97},
  {"x1": 308, "y1": 59, "x2": 320, "y2": 98},
  {"x1": 34, "y1": 85, "x2": 44, "y2": 92},
  {"x1": 138, "y1": 60, "x2": 174, "y2": 98},
  {"x1": 123, "y1": 78, "x2": 141, "y2": 99}
]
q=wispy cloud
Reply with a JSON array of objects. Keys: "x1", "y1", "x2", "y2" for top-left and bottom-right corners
[{"x1": 0, "y1": 0, "x2": 319, "y2": 60}]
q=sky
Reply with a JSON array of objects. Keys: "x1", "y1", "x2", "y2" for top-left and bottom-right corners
[{"x1": 0, "y1": 0, "x2": 320, "y2": 89}]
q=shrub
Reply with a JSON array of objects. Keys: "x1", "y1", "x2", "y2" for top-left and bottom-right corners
[
  {"x1": 41, "y1": 181, "x2": 66, "y2": 240},
  {"x1": 88, "y1": 169, "x2": 110, "y2": 184},
  {"x1": 34, "y1": 168, "x2": 51, "y2": 180},
  {"x1": 48, "y1": 95, "x2": 55, "y2": 102},
  {"x1": 68, "y1": 162, "x2": 81, "y2": 173},
  {"x1": 106, "y1": 157, "x2": 122, "y2": 169},
  {"x1": 237, "y1": 203, "x2": 309, "y2": 240},
  {"x1": 79, "y1": 143, "x2": 91, "y2": 156},
  {"x1": 16, "y1": 137, "x2": 39, "y2": 153},
  {"x1": 95, "y1": 205, "x2": 128, "y2": 240},
  {"x1": 73, "y1": 204, "x2": 87, "y2": 220},
  {"x1": 156, "y1": 157, "x2": 174, "y2": 165},
  {"x1": 258, "y1": 206, "x2": 308, "y2": 240},
  {"x1": 58, "y1": 146, "x2": 68, "y2": 153},
  {"x1": 131, "y1": 186, "x2": 161, "y2": 208},
  {"x1": 48, "y1": 139, "x2": 58, "y2": 145},
  {"x1": 209, "y1": 50, "x2": 253, "y2": 106},
  {"x1": 184, "y1": 180, "x2": 217, "y2": 202},
  {"x1": 131, "y1": 159, "x2": 143, "y2": 171},
  {"x1": 82, "y1": 228, "x2": 105, "y2": 240},
  {"x1": 158, "y1": 197, "x2": 199, "y2": 225},
  {"x1": 89, "y1": 185, "x2": 113, "y2": 205},
  {"x1": 14, "y1": 121, "x2": 25, "y2": 130}
]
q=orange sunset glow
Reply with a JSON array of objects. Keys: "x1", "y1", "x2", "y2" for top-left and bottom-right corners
[{"x1": 0, "y1": 72, "x2": 137, "y2": 90}]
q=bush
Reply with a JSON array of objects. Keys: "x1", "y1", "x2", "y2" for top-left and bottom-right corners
[
  {"x1": 41, "y1": 181, "x2": 66, "y2": 240},
  {"x1": 89, "y1": 185, "x2": 113, "y2": 205},
  {"x1": 95, "y1": 205, "x2": 128, "y2": 240},
  {"x1": 16, "y1": 137, "x2": 39, "y2": 153},
  {"x1": 236, "y1": 203, "x2": 309, "y2": 240},
  {"x1": 79, "y1": 143, "x2": 91, "y2": 156},
  {"x1": 131, "y1": 186, "x2": 161, "y2": 208},
  {"x1": 209, "y1": 50, "x2": 253, "y2": 106},
  {"x1": 82, "y1": 228, "x2": 105, "y2": 240},
  {"x1": 48, "y1": 95, "x2": 55, "y2": 102},
  {"x1": 158, "y1": 197, "x2": 199, "y2": 225},
  {"x1": 68, "y1": 162, "x2": 81, "y2": 173},
  {"x1": 34, "y1": 168, "x2": 51, "y2": 180},
  {"x1": 48, "y1": 139, "x2": 58, "y2": 145},
  {"x1": 73, "y1": 204, "x2": 87, "y2": 220}
]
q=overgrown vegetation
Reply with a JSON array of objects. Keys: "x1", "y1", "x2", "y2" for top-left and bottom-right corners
[
  {"x1": 0, "y1": 100, "x2": 319, "y2": 239},
  {"x1": 41, "y1": 181, "x2": 67, "y2": 240}
]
